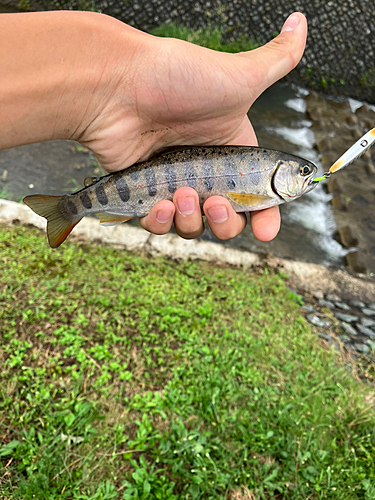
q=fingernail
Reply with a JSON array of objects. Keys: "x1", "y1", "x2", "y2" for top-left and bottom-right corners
[
  {"x1": 281, "y1": 13, "x2": 300, "y2": 33},
  {"x1": 156, "y1": 209, "x2": 173, "y2": 223},
  {"x1": 207, "y1": 205, "x2": 228, "y2": 223},
  {"x1": 177, "y1": 196, "x2": 195, "y2": 216}
]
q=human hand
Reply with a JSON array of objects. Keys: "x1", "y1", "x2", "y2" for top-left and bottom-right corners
[{"x1": 79, "y1": 12, "x2": 307, "y2": 242}]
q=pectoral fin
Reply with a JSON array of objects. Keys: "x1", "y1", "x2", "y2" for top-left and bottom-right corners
[
  {"x1": 227, "y1": 192, "x2": 272, "y2": 207},
  {"x1": 95, "y1": 212, "x2": 132, "y2": 226}
]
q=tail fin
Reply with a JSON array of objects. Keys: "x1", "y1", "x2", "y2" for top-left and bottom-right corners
[{"x1": 23, "y1": 195, "x2": 82, "y2": 248}]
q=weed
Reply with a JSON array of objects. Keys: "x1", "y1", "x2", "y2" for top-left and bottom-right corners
[
  {"x1": 360, "y1": 67, "x2": 375, "y2": 88},
  {"x1": 151, "y1": 24, "x2": 259, "y2": 53}
]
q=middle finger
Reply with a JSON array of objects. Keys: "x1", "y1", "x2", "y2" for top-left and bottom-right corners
[{"x1": 173, "y1": 187, "x2": 205, "y2": 239}]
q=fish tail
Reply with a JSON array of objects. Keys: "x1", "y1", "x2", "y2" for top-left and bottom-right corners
[{"x1": 23, "y1": 194, "x2": 82, "y2": 248}]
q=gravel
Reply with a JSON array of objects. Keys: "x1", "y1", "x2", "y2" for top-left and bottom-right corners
[
  {"x1": 334, "y1": 301, "x2": 351, "y2": 311},
  {"x1": 353, "y1": 343, "x2": 370, "y2": 354},
  {"x1": 357, "y1": 325, "x2": 375, "y2": 338},
  {"x1": 350, "y1": 300, "x2": 366, "y2": 309},
  {"x1": 335, "y1": 313, "x2": 358, "y2": 323},
  {"x1": 341, "y1": 322, "x2": 357, "y2": 336},
  {"x1": 307, "y1": 315, "x2": 331, "y2": 328},
  {"x1": 363, "y1": 308, "x2": 375, "y2": 317},
  {"x1": 301, "y1": 294, "x2": 375, "y2": 360}
]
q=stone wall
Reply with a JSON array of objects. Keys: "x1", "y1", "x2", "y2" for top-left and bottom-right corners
[{"x1": 40, "y1": 0, "x2": 375, "y2": 103}]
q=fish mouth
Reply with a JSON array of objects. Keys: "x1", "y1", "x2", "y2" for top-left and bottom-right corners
[{"x1": 304, "y1": 172, "x2": 318, "y2": 193}]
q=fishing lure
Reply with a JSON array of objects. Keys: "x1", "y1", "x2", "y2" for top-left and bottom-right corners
[{"x1": 313, "y1": 128, "x2": 375, "y2": 183}]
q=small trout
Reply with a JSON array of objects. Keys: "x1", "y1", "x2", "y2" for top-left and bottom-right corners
[{"x1": 23, "y1": 146, "x2": 317, "y2": 248}]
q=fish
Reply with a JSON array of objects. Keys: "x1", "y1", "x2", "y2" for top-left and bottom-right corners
[{"x1": 23, "y1": 145, "x2": 318, "y2": 248}]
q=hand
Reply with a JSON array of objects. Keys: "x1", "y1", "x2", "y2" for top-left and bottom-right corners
[{"x1": 80, "y1": 12, "x2": 307, "y2": 242}]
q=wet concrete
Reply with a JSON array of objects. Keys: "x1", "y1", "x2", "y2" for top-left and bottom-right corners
[{"x1": 306, "y1": 92, "x2": 375, "y2": 274}]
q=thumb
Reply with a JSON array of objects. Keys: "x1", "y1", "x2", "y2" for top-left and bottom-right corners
[{"x1": 240, "y1": 12, "x2": 307, "y2": 96}]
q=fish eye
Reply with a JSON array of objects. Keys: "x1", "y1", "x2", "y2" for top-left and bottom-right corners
[{"x1": 300, "y1": 165, "x2": 312, "y2": 176}]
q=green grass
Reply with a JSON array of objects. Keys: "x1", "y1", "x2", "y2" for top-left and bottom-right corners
[
  {"x1": 150, "y1": 25, "x2": 259, "y2": 53},
  {"x1": 1, "y1": 224, "x2": 375, "y2": 499}
]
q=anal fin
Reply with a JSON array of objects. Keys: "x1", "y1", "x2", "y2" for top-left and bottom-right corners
[
  {"x1": 227, "y1": 192, "x2": 272, "y2": 207},
  {"x1": 95, "y1": 212, "x2": 132, "y2": 226}
]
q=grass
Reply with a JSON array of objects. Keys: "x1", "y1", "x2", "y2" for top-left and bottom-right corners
[
  {"x1": 0, "y1": 224, "x2": 375, "y2": 499},
  {"x1": 360, "y1": 67, "x2": 375, "y2": 89},
  {"x1": 150, "y1": 25, "x2": 259, "y2": 53}
]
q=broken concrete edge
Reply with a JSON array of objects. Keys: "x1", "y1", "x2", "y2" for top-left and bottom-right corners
[{"x1": 1, "y1": 198, "x2": 374, "y2": 302}]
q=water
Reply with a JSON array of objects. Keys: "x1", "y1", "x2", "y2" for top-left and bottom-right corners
[{"x1": 0, "y1": 82, "x2": 347, "y2": 267}]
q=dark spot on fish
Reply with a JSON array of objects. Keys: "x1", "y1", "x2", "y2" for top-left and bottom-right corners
[
  {"x1": 263, "y1": 149, "x2": 267, "y2": 153},
  {"x1": 184, "y1": 161, "x2": 196, "y2": 189},
  {"x1": 115, "y1": 176, "x2": 130, "y2": 203},
  {"x1": 164, "y1": 164, "x2": 177, "y2": 193},
  {"x1": 144, "y1": 167, "x2": 157, "y2": 197},
  {"x1": 138, "y1": 199, "x2": 143, "y2": 205},
  {"x1": 96, "y1": 184, "x2": 108, "y2": 206},
  {"x1": 80, "y1": 192, "x2": 92, "y2": 210},
  {"x1": 248, "y1": 159, "x2": 261, "y2": 185},
  {"x1": 67, "y1": 200, "x2": 78, "y2": 215},
  {"x1": 224, "y1": 157, "x2": 237, "y2": 190},
  {"x1": 129, "y1": 170, "x2": 139, "y2": 182},
  {"x1": 202, "y1": 159, "x2": 214, "y2": 191}
]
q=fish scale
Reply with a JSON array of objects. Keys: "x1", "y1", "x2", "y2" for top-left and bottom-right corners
[{"x1": 23, "y1": 145, "x2": 317, "y2": 248}]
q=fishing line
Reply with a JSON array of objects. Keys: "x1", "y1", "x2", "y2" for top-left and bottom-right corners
[{"x1": 313, "y1": 127, "x2": 375, "y2": 183}]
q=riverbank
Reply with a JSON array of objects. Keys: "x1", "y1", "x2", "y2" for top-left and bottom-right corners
[{"x1": 1, "y1": 221, "x2": 375, "y2": 498}]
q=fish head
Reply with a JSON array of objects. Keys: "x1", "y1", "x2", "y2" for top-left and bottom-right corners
[{"x1": 272, "y1": 156, "x2": 317, "y2": 202}]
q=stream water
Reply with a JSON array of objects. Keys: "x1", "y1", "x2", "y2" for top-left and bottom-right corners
[
  {"x1": 207, "y1": 83, "x2": 348, "y2": 267},
  {"x1": 0, "y1": 82, "x2": 348, "y2": 267}
]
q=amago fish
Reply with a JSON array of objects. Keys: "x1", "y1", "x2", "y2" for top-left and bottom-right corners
[{"x1": 23, "y1": 146, "x2": 317, "y2": 248}]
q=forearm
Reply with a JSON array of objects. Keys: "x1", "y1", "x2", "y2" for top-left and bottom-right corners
[{"x1": 0, "y1": 11, "x2": 146, "y2": 150}]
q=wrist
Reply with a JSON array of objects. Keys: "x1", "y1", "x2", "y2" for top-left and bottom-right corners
[{"x1": 62, "y1": 11, "x2": 151, "y2": 143}]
